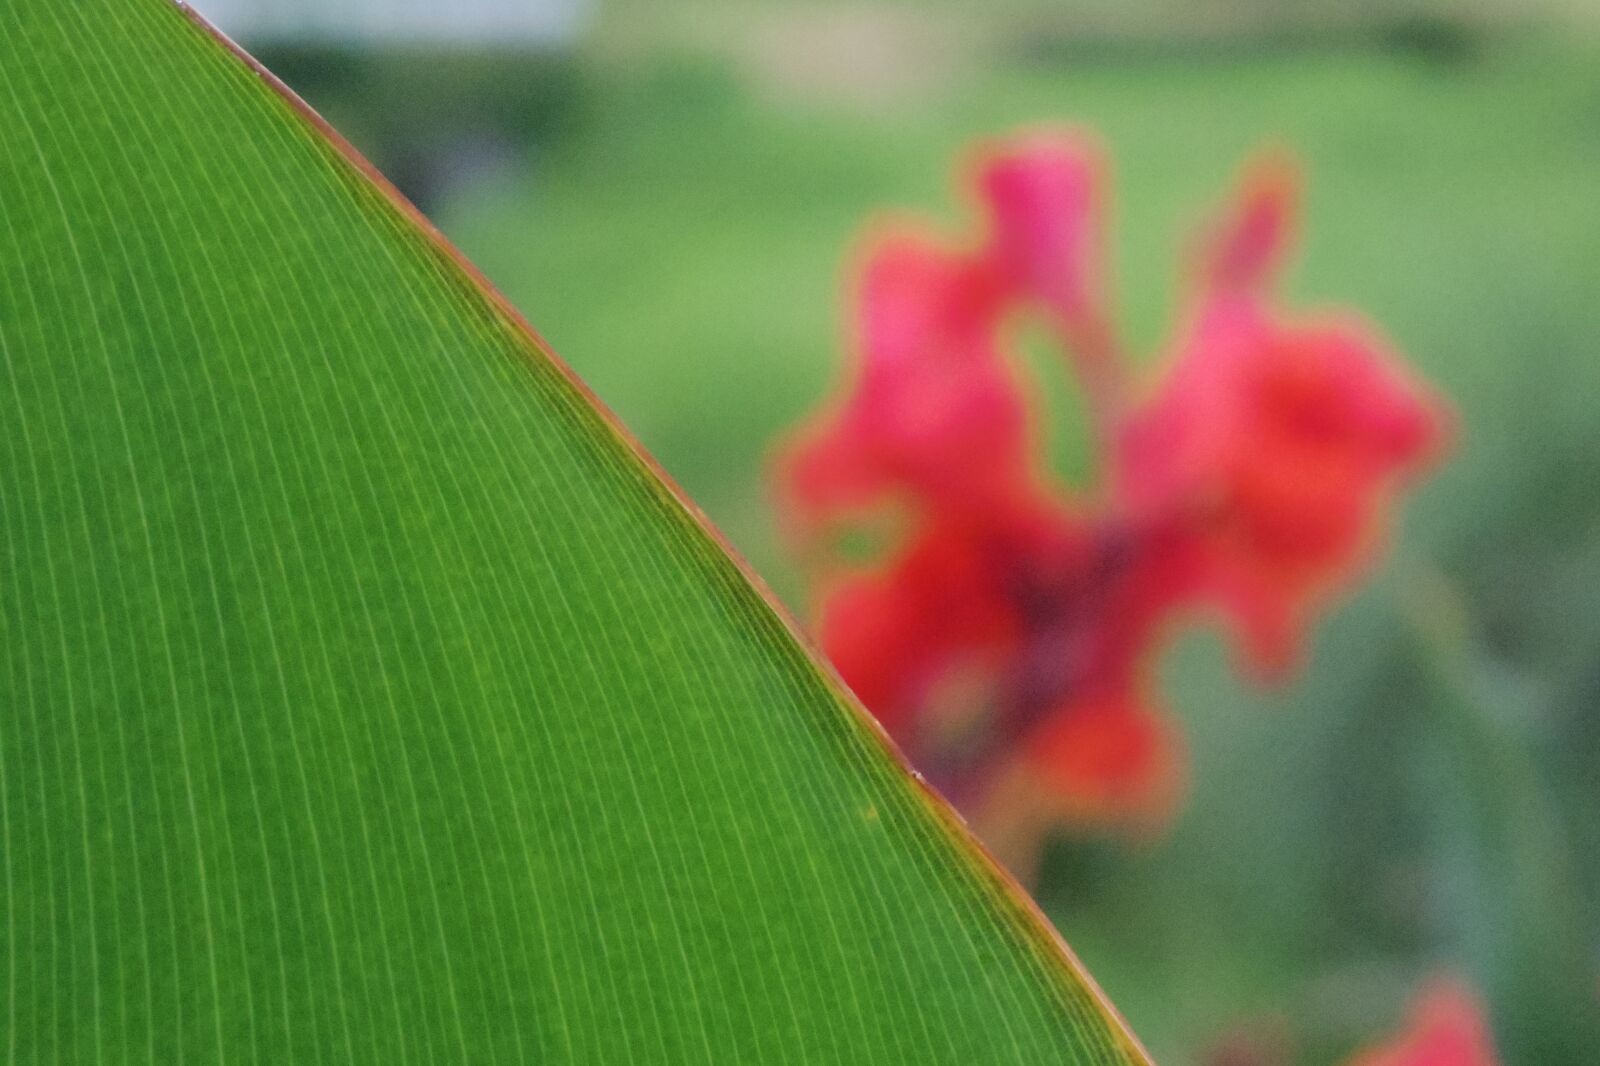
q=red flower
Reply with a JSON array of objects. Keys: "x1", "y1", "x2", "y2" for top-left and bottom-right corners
[
  {"x1": 1114, "y1": 158, "x2": 1445, "y2": 672},
  {"x1": 1024, "y1": 683, "x2": 1183, "y2": 826},
  {"x1": 977, "y1": 131, "x2": 1103, "y2": 324},
  {"x1": 1196, "y1": 153, "x2": 1298, "y2": 294},
  {"x1": 775, "y1": 131, "x2": 1447, "y2": 831},
  {"x1": 782, "y1": 231, "x2": 1026, "y2": 531},
  {"x1": 976, "y1": 132, "x2": 1122, "y2": 412},
  {"x1": 1114, "y1": 294, "x2": 1445, "y2": 672},
  {"x1": 817, "y1": 518, "x2": 1025, "y2": 738},
  {"x1": 1346, "y1": 978, "x2": 1500, "y2": 1066}
]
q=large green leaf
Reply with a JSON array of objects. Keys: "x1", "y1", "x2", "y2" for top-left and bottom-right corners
[{"x1": 0, "y1": 2, "x2": 1149, "y2": 1061}]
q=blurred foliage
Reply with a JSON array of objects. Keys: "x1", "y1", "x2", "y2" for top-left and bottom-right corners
[
  {"x1": 252, "y1": 45, "x2": 587, "y2": 208},
  {"x1": 267, "y1": 5, "x2": 1600, "y2": 1061}
]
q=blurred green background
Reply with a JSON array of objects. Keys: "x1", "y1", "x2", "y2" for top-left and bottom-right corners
[{"x1": 213, "y1": 0, "x2": 1600, "y2": 1060}]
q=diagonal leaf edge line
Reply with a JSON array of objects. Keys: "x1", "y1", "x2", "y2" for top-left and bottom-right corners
[{"x1": 162, "y1": 2, "x2": 1154, "y2": 1058}]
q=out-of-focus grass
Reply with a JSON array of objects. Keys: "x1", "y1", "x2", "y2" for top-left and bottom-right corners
[{"x1": 424, "y1": 26, "x2": 1600, "y2": 1064}]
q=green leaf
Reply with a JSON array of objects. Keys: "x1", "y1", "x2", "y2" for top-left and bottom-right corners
[{"x1": 0, "y1": 2, "x2": 1149, "y2": 1061}]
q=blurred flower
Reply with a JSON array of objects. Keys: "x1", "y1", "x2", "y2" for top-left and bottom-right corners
[
  {"x1": 1116, "y1": 160, "x2": 1444, "y2": 675},
  {"x1": 775, "y1": 129, "x2": 1446, "y2": 834},
  {"x1": 1345, "y1": 977, "x2": 1500, "y2": 1066}
]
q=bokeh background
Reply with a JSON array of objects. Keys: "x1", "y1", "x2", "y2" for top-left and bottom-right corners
[{"x1": 195, "y1": 0, "x2": 1600, "y2": 1060}]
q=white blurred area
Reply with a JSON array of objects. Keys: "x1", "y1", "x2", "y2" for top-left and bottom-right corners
[{"x1": 187, "y1": 0, "x2": 593, "y2": 46}]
